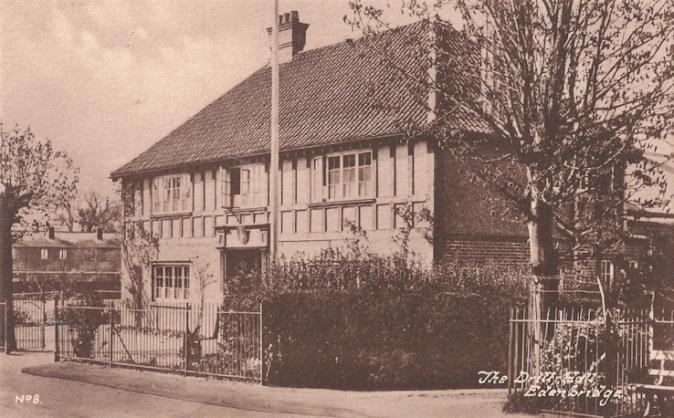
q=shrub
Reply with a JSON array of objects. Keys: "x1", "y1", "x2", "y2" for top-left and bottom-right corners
[
  {"x1": 179, "y1": 326, "x2": 202, "y2": 369},
  {"x1": 223, "y1": 249, "x2": 528, "y2": 389},
  {"x1": 62, "y1": 292, "x2": 108, "y2": 358},
  {"x1": 12, "y1": 309, "x2": 31, "y2": 326}
]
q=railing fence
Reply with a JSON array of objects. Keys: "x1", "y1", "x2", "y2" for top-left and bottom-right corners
[
  {"x1": 0, "y1": 302, "x2": 6, "y2": 353},
  {"x1": 55, "y1": 301, "x2": 263, "y2": 383},
  {"x1": 0, "y1": 291, "x2": 123, "y2": 353},
  {"x1": 0, "y1": 297, "x2": 55, "y2": 352},
  {"x1": 508, "y1": 306, "x2": 673, "y2": 417},
  {"x1": 13, "y1": 298, "x2": 52, "y2": 351}
]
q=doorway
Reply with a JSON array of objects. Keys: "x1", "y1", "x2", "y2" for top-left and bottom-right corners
[{"x1": 224, "y1": 249, "x2": 263, "y2": 290}]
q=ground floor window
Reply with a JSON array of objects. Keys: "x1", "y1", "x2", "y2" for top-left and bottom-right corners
[
  {"x1": 600, "y1": 259, "x2": 614, "y2": 284},
  {"x1": 153, "y1": 264, "x2": 190, "y2": 301}
]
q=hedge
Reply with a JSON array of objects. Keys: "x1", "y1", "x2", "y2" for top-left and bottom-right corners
[
  {"x1": 220, "y1": 244, "x2": 529, "y2": 389},
  {"x1": 256, "y1": 289, "x2": 521, "y2": 389}
]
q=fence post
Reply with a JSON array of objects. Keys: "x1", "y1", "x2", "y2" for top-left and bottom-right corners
[
  {"x1": 507, "y1": 307, "x2": 513, "y2": 396},
  {"x1": 41, "y1": 298, "x2": 46, "y2": 350},
  {"x1": 54, "y1": 297, "x2": 59, "y2": 362},
  {"x1": 4, "y1": 302, "x2": 8, "y2": 355},
  {"x1": 109, "y1": 301, "x2": 114, "y2": 367},
  {"x1": 259, "y1": 302, "x2": 264, "y2": 385},
  {"x1": 184, "y1": 303, "x2": 190, "y2": 375}
]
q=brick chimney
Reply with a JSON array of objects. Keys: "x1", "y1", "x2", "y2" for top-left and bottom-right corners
[
  {"x1": 48, "y1": 226, "x2": 55, "y2": 240},
  {"x1": 266, "y1": 11, "x2": 309, "y2": 64},
  {"x1": 96, "y1": 227, "x2": 103, "y2": 241}
]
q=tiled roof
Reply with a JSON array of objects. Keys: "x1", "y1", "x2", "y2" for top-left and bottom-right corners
[
  {"x1": 111, "y1": 23, "x2": 481, "y2": 179},
  {"x1": 15, "y1": 232, "x2": 120, "y2": 248}
]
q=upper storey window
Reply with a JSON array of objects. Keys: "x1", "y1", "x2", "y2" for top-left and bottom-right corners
[
  {"x1": 152, "y1": 174, "x2": 191, "y2": 215},
  {"x1": 324, "y1": 151, "x2": 372, "y2": 200},
  {"x1": 221, "y1": 164, "x2": 267, "y2": 209}
]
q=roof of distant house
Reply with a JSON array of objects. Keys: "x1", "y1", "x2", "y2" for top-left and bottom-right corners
[
  {"x1": 111, "y1": 22, "x2": 484, "y2": 179},
  {"x1": 14, "y1": 231, "x2": 120, "y2": 249}
]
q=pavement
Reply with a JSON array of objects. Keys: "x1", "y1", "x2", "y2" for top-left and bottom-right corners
[
  {"x1": 1, "y1": 352, "x2": 302, "y2": 418},
  {"x1": 4, "y1": 352, "x2": 540, "y2": 417}
]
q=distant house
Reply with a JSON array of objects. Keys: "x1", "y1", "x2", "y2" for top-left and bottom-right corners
[
  {"x1": 111, "y1": 11, "x2": 654, "y2": 305},
  {"x1": 13, "y1": 227, "x2": 121, "y2": 298},
  {"x1": 624, "y1": 153, "x2": 674, "y2": 304}
]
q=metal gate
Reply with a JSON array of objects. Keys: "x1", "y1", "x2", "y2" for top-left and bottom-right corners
[
  {"x1": 14, "y1": 298, "x2": 52, "y2": 351},
  {"x1": 0, "y1": 297, "x2": 56, "y2": 352}
]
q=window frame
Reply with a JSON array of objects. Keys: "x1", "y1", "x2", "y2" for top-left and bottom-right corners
[
  {"x1": 221, "y1": 164, "x2": 265, "y2": 209},
  {"x1": 324, "y1": 150, "x2": 373, "y2": 201},
  {"x1": 40, "y1": 248, "x2": 49, "y2": 260},
  {"x1": 239, "y1": 168, "x2": 251, "y2": 206},
  {"x1": 152, "y1": 174, "x2": 192, "y2": 215},
  {"x1": 327, "y1": 155, "x2": 341, "y2": 199},
  {"x1": 58, "y1": 249, "x2": 67, "y2": 260},
  {"x1": 600, "y1": 259, "x2": 614, "y2": 283},
  {"x1": 152, "y1": 264, "x2": 190, "y2": 301},
  {"x1": 358, "y1": 152, "x2": 372, "y2": 197},
  {"x1": 342, "y1": 154, "x2": 356, "y2": 198}
]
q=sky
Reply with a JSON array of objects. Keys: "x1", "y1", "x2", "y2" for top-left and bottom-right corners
[
  {"x1": 0, "y1": 0, "x2": 418, "y2": 197},
  {"x1": 2, "y1": 0, "x2": 670, "y2": 212}
]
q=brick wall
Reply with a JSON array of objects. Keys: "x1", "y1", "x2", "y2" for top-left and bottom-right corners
[
  {"x1": 431, "y1": 150, "x2": 649, "y2": 275},
  {"x1": 440, "y1": 236, "x2": 530, "y2": 266},
  {"x1": 433, "y1": 149, "x2": 531, "y2": 264}
]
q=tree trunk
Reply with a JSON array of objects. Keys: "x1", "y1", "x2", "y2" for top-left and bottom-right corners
[
  {"x1": 0, "y1": 195, "x2": 17, "y2": 352},
  {"x1": 527, "y1": 197, "x2": 559, "y2": 376}
]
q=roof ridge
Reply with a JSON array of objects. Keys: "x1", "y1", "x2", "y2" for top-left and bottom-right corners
[{"x1": 278, "y1": 20, "x2": 426, "y2": 63}]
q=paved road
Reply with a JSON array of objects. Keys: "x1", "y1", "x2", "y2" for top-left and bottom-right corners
[
  {"x1": 0, "y1": 352, "x2": 302, "y2": 418},
  {"x1": 1, "y1": 352, "x2": 534, "y2": 418}
]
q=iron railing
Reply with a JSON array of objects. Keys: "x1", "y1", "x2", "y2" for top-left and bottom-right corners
[
  {"x1": 0, "y1": 297, "x2": 55, "y2": 352},
  {"x1": 55, "y1": 301, "x2": 263, "y2": 382},
  {"x1": 508, "y1": 306, "x2": 673, "y2": 417},
  {"x1": 0, "y1": 302, "x2": 6, "y2": 353},
  {"x1": 13, "y1": 298, "x2": 52, "y2": 351}
]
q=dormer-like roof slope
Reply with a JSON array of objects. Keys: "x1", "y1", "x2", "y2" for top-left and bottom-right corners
[{"x1": 111, "y1": 23, "x2": 481, "y2": 179}]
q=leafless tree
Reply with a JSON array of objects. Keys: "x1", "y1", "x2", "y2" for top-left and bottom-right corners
[
  {"x1": 56, "y1": 199, "x2": 76, "y2": 232},
  {"x1": 78, "y1": 191, "x2": 122, "y2": 233},
  {"x1": 346, "y1": 0, "x2": 673, "y2": 313},
  {"x1": 0, "y1": 124, "x2": 78, "y2": 350},
  {"x1": 192, "y1": 256, "x2": 216, "y2": 323},
  {"x1": 122, "y1": 223, "x2": 158, "y2": 316}
]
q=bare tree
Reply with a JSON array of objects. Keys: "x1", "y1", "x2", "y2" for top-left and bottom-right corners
[
  {"x1": 192, "y1": 257, "x2": 216, "y2": 308},
  {"x1": 0, "y1": 124, "x2": 78, "y2": 350},
  {"x1": 183, "y1": 257, "x2": 215, "y2": 365},
  {"x1": 122, "y1": 223, "x2": 158, "y2": 315},
  {"x1": 346, "y1": 0, "x2": 673, "y2": 309},
  {"x1": 192, "y1": 256, "x2": 216, "y2": 326},
  {"x1": 78, "y1": 191, "x2": 122, "y2": 233},
  {"x1": 55, "y1": 199, "x2": 76, "y2": 232}
]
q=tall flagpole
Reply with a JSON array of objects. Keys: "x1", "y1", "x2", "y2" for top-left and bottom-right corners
[{"x1": 270, "y1": 0, "x2": 280, "y2": 266}]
